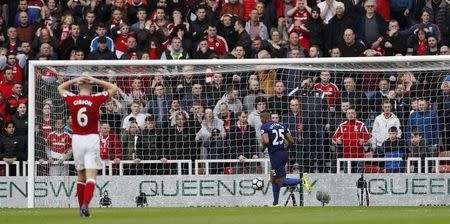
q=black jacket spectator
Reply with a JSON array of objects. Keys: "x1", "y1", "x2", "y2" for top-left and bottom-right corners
[
  {"x1": 325, "y1": 14, "x2": 353, "y2": 51},
  {"x1": 229, "y1": 121, "x2": 258, "y2": 160},
  {"x1": 11, "y1": 113, "x2": 27, "y2": 137},
  {"x1": 354, "y1": 13, "x2": 387, "y2": 47},
  {"x1": 59, "y1": 35, "x2": 90, "y2": 60},
  {"x1": 87, "y1": 47, "x2": 117, "y2": 60},
  {"x1": 339, "y1": 40, "x2": 366, "y2": 57},
  {"x1": 380, "y1": 31, "x2": 408, "y2": 56},
  {"x1": 0, "y1": 131, "x2": 26, "y2": 161}
]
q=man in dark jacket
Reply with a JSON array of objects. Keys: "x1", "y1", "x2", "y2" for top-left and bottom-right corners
[{"x1": 87, "y1": 36, "x2": 117, "y2": 60}]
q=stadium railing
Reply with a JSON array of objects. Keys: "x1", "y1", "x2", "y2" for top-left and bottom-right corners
[
  {"x1": 425, "y1": 157, "x2": 450, "y2": 173},
  {"x1": 0, "y1": 161, "x2": 20, "y2": 176},
  {"x1": 194, "y1": 158, "x2": 270, "y2": 175},
  {"x1": 119, "y1": 160, "x2": 193, "y2": 176},
  {"x1": 337, "y1": 157, "x2": 422, "y2": 173}
]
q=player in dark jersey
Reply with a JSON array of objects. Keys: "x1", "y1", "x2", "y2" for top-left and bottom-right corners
[
  {"x1": 58, "y1": 74, "x2": 118, "y2": 217},
  {"x1": 260, "y1": 111, "x2": 311, "y2": 206}
]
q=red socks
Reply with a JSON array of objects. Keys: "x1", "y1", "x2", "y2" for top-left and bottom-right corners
[
  {"x1": 82, "y1": 179, "x2": 96, "y2": 208},
  {"x1": 76, "y1": 181, "x2": 85, "y2": 208}
]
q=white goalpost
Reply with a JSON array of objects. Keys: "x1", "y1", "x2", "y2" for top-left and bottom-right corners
[{"x1": 27, "y1": 56, "x2": 450, "y2": 208}]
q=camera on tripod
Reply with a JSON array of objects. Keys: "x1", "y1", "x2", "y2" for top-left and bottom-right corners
[
  {"x1": 136, "y1": 192, "x2": 148, "y2": 207},
  {"x1": 356, "y1": 173, "x2": 369, "y2": 206},
  {"x1": 99, "y1": 190, "x2": 112, "y2": 208}
]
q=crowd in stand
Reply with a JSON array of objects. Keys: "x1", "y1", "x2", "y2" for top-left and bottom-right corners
[{"x1": 0, "y1": 0, "x2": 450, "y2": 175}]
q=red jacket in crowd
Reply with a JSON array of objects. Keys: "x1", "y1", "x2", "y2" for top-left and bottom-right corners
[{"x1": 332, "y1": 120, "x2": 371, "y2": 158}]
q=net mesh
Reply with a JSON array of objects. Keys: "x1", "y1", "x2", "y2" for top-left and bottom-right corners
[{"x1": 30, "y1": 58, "x2": 450, "y2": 206}]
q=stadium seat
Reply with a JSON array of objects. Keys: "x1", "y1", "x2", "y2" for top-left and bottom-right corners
[
  {"x1": 223, "y1": 167, "x2": 234, "y2": 175},
  {"x1": 364, "y1": 164, "x2": 381, "y2": 173},
  {"x1": 431, "y1": 151, "x2": 450, "y2": 172},
  {"x1": 364, "y1": 152, "x2": 382, "y2": 173}
]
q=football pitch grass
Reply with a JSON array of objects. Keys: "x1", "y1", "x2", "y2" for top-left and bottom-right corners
[{"x1": 2, "y1": 207, "x2": 450, "y2": 224}]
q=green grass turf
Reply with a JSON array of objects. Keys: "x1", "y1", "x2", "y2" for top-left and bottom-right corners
[{"x1": 1, "y1": 207, "x2": 450, "y2": 224}]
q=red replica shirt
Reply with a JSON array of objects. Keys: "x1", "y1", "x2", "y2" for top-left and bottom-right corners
[
  {"x1": 314, "y1": 82, "x2": 340, "y2": 108},
  {"x1": 114, "y1": 34, "x2": 131, "y2": 54},
  {"x1": 1, "y1": 64, "x2": 23, "y2": 85},
  {"x1": 206, "y1": 35, "x2": 229, "y2": 56},
  {"x1": 42, "y1": 118, "x2": 52, "y2": 139},
  {"x1": 63, "y1": 91, "x2": 109, "y2": 135},
  {"x1": 292, "y1": 9, "x2": 309, "y2": 24},
  {"x1": 46, "y1": 131, "x2": 72, "y2": 154},
  {"x1": 100, "y1": 133, "x2": 122, "y2": 160},
  {"x1": 332, "y1": 120, "x2": 371, "y2": 158}
]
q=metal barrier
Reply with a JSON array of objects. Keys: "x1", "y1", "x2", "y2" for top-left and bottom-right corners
[
  {"x1": 336, "y1": 157, "x2": 421, "y2": 173},
  {"x1": 119, "y1": 160, "x2": 193, "y2": 176},
  {"x1": 0, "y1": 161, "x2": 20, "y2": 176},
  {"x1": 425, "y1": 157, "x2": 450, "y2": 173},
  {"x1": 194, "y1": 158, "x2": 270, "y2": 175}
]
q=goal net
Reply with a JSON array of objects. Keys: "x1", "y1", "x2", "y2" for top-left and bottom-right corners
[{"x1": 27, "y1": 57, "x2": 450, "y2": 208}]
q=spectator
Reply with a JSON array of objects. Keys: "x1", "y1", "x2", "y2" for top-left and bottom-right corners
[
  {"x1": 15, "y1": 12, "x2": 35, "y2": 44},
  {"x1": 243, "y1": 79, "x2": 267, "y2": 112},
  {"x1": 217, "y1": 102, "x2": 235, "y2": 133},
  {"x1": 205, "y1": 73, "x2": 226, "y2": 101},
  {"x1": 204, "y1": 24, "x2": 228, "y2": 57},
  {"x1": 190, "y1": 5, "x2": 209, "y2": 43},
  {"x1": 354, "y1": 0, "x2": 387, "y2": 48},
  {"x1": 213, "y1": 85, "x2": 243, "y2": 116},
  {"x1": 80, "y1": 9, "x2": 96, "y2": 41},
  {"x1": 90, "y1": 23, "x2": 115, "y2": 53},
  {"x1": 426, "y1": 35, "x2": 439, "y2": 55},
  {"x1": 135, "y1": 116, "x2": 165, "y2": 175},
  {"x1": 202, "y1": 128, "x2": 229, "y2": 174},
  {"x1": 249, "y1": 37, "x2": 265, "y2": 58},
  {"x1": 369, "y1": 79, "x2": 390, "y2": 114},
  {"x1": 3, "y1": 27, "x2": 21, "y2": 52},
  {"x1": 217, "y1": 14, "x2": 238, "y2": 51},
  {"x1": 408, "y1": 28, "x2": 429, "y2": 55},
  {"x1": 407, "y1": 98, "x2": 440, "y2": 146},
  {"x1": 325, "y1": 2, "x2": 353, "y2": 53},
  {"x1": 409, "y1": 129, "x2": 434, "y2": 172},
  {"x1": 297, "y1": 77, "x2": 330, "y2": 172},
  {"x1": 195, "y1": 108, "x2": 226, "y2": 141},
  {"x1": 332, "y1": 107, "x2": 371, "y2": 173},
  {"x1": 121, "y1": 121, "x2": 141, "y2": 176},
  {"x1": 341, "y1": 77, "x2": 369, "y2": 120},
  {"x1": 181, "y1": 83, "x2": 214, "y2": 112},
  {"x1": 255, "y1": 52, "x2": 277, "y2": 96},
  {"x1": 99, "y1": 122, "x2": 122, "y2": 175},
  {"x1": 220, "y1": 0, "x2": 245, "y2": 19},
  {"x1": 305, "y1": 7, "x2": 325, "y2": 50},
  {"x1": 59, "y1": 23, "x2": 89, "y2": 59},
  {"x1": 371, "y1": 100, "x2": 402, "y2": 150},
  {"x1": 380, "y1": 19, "x2": 408, "y2": 56},
  {"x1": 11, "y1": 102, "x2": 27, "y2": 138},
  {"x1": 400, "y1": 9, "x2": 442, "y2": 42},
  {"x1": 0, "y1": 68, "x2": 16, "y2": 99},
  {"x1": 55, "y1": 12, "x2": 74, "y2": 46},
  {"x1": 392, "y1": 83, "x2": 411, "y2": 126},
  {"x1": 266, "y1": 28, "x2": 287, "y2": 58},
  {"x1": 234, "y1": 18, "x2": 252, "y2": 57},
  {"x1": 329, "y1": 46, "x2": 342, "y2": 57},
  {"x1": 390, "y1": 0, "x2": 414, "y2": 30},
  {"x1": 144, "y1": 84, "x2": 170, "y2": 128},
  {"x1": 87, "y1": 36, "x2": 117, "y2": 60},
  {"x1": 193, "y1": 39, "x2": 214, "y2": 59},
  {"x1": 44, "y1": 117, "x2": 72, "y2": 176},
  {"x1": 339, "y1": 28, "x2": 366, "y2": 57},
  {"x1": 440, "y1": 45, "x2": 450, "y2": 55},
  {"x1": 15, "y1": 0, "x2": 39, "y2": 27},
  {"x1": 434, "y1": 0, "x2": 450, "y2": 46},
  {"x1": 245, "y1": 9, "x2": 269, "y2": 40},
  {"x1": 164, "y1": 112, "x2": 198, "y2": 174},
  {"x1": 0, "y1": 121, "x2": 26, "y2": 175},
  {"x1": 286, "y1": 31, "x2": 305, "y2": 57},
  {"x1": 317, "y1": 0, "x2": 339, "y2": 24},
  {"x1": 287, "y1": 0, "x2": 311, "y2": 24},
  {"x1": 229, "y1": 110, "x2": 259, "y2": 173},
  {"x1": 168, "y1": 99, "x2": 189, "y2": 127},
  {"x1": 247, "y1": 96, "x2": 267, "y2": 151},
  {"x1": 122, "y1": 101, "x2": 147, "y2": 130},
  {"x1": 153, "y1": 7, "x2": 169, "y2": 31},
  {"x1": 127, "y1": 1, "x2": 149, "y2": 26},
  {"x1": 101, "y1": 99, "x2": 123, "y2": 134},
  {"x1": 5, "y1": 83, "x2": 27, "y2": 122},
  {"x1": 315, "y1": 71, "x2": 340, "y2": 111},
  {"x1": 288, "y1": 19, "x2": 310, "y2": 51},
  {"x1": 130, "y1": 7, "x2": 148, "y2": 33},
  {"x1": 379, "y1": 126, "x2": 407, "y2": 173},
  {"x1": 161, "y1": 36, "x2": 189, "y2": 59},
  {"x1": 267, "y1": 80, "x2": 289, "y2": 115}
]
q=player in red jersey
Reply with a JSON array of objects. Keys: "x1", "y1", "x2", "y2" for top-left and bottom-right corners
[{"x1": 58, "y1": 74, "x2": 118, "y2": 217}]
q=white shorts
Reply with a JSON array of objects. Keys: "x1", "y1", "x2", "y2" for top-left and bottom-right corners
[{"x1": 72, "y1": 134, "x2": 101, "y2": 171}]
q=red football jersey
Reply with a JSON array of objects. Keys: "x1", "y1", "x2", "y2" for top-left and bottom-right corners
[
  {"x1": 332, "y1": 120, "x2": 371, "y2": 158},
  {"x1": 46, "y1": 131, "x2": 72, "y2": 154},
  {"x1": 292, "y1": 9, "x2": 309, "y2": 24},
  {"x1": 63, "y1": 91, "x2": 109, "y2": 135},
  {"x1": 314, "y1": 82, "x2": 340, "y2": 108}
]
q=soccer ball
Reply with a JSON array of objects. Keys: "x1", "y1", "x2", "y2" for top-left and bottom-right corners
[{"x1": 252, "y1": 177, "x2": 264, "y2": 190}]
